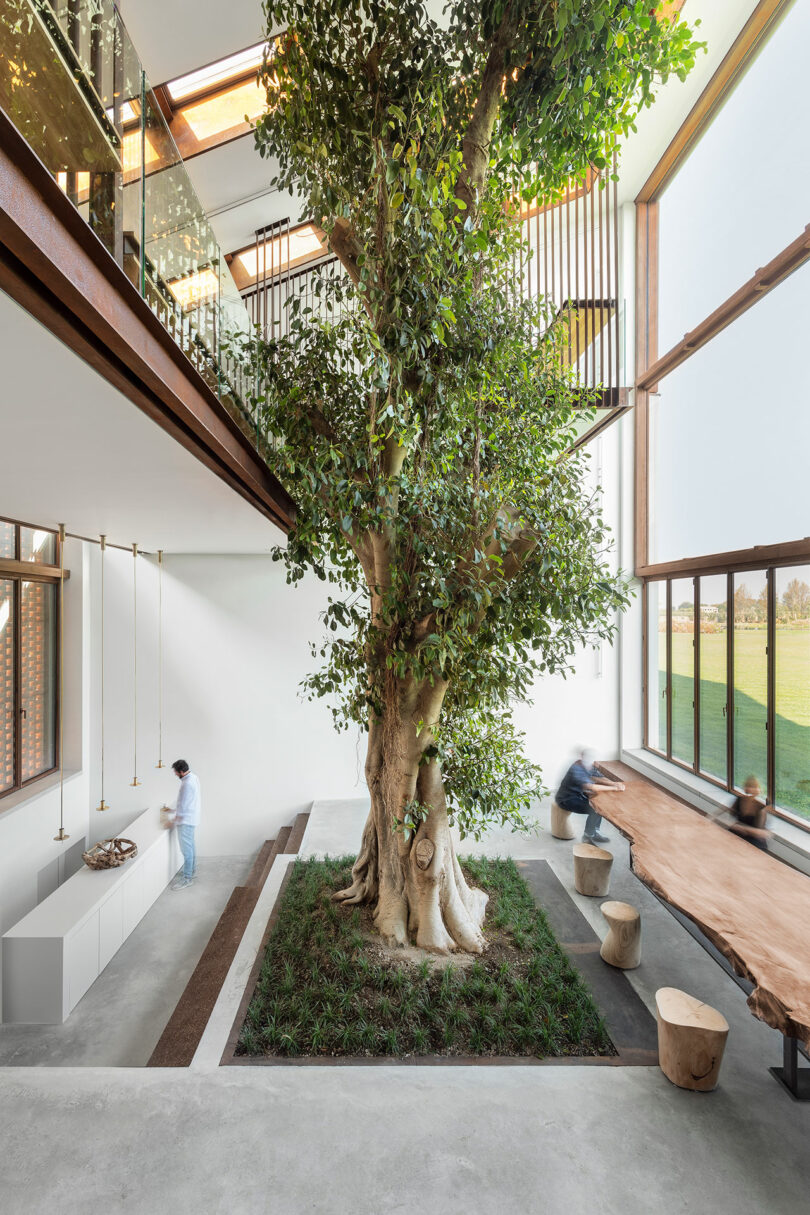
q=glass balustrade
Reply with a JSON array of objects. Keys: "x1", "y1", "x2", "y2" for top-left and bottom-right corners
[{"x1": 0, "y1": 0, "x2": 259, "y2": 443}]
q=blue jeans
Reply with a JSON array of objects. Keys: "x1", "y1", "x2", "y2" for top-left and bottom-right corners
[
  {"x1": 559, "y1": 793, "x2": 602, "y2": 838},
  {"x1": 177, "y1": 824, "x2": 196, "y2": 880}
]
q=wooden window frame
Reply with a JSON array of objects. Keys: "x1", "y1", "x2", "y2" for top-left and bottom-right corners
[
  {"x1": 635, "y1": 0, "x2": 810, "y2": 818},
  {"x1": 642, "y1": 565, "x2": 810, "y2": 837},
  {"x1": 634, "y1": 0, "x2": 809, "y2": 577},
  {"x1": 0, "y1": 519, "x2": 63, "y2": 802}
]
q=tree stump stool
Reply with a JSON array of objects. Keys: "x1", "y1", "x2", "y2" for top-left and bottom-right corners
[
  {"x1": 550, "y1": 801, "x2": 576, "y2": 840},
  {"x1": 655, "y1": 987, "x2": 729, "y2": 1092},
  {"x1": 572, "y1": 843, "x2": 613, "y2": 896},
  {"x1": 599, "y1": 901, "x2": 641, "y2": 969}
]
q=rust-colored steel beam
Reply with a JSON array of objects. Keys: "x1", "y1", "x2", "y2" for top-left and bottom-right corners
[{"x1": 0, "y1": 107, "x2": 295, "y2": 533}]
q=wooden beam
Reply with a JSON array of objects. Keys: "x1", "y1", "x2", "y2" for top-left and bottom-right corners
[
  {"x1": 0, "y1": 558, "x2": 69, "y2": 582},
  {"x1": 637, "y1": 223, "x2": 810, "y2": 392},
  {"x1": 634, "y1": 202, "x2": 658, "y2": 570},
  {"x1": 637, "y1": 536, "x2": 810, "y2": 582},
  {"x1": 636, "y1": 0, "x2": 795, "y2": 204}
]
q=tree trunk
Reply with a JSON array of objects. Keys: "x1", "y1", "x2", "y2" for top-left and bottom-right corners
[{"x1": 333, "y1": 704, "x2": 488, "y2": 954}]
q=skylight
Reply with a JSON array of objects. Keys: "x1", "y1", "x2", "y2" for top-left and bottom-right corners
[
  {"x1": 178, "y1": 78, "x2": 266, "y2": 143},
  {"x1": 168, "y1": 267, "x2": 220, "y2": 311},
  {"x1": 166, "y1": 43, "x2": 268, "y2": 104},
  {"x1": 232, "y1": 225, "x2": 327, "y2": 285}
]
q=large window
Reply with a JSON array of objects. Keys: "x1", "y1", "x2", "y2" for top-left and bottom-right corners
[
  {"x1": 645, "y1": 563, "x2": 810, "y2": 826},
  {"x1": 648, "y1": 258, "x2": 810, "y2": 565},
  {"x1": 0, "y1": 520, "x2": 60, "y2": 799},
  {"x1": 637, "y1": 3, "x2": 810, "y2": 835},
  {"x1": 656, "y1": 0, "x2": 810, "y2": 356}
]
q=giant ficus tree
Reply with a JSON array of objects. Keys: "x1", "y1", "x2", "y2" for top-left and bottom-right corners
[{"x1": 251, "y1": 0, "x2": 700, "y2": 952}]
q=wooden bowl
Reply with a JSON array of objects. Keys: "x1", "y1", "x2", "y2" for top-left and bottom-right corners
[{"x1": 82, "y1": 838, "x2": 138, "y2": 870}]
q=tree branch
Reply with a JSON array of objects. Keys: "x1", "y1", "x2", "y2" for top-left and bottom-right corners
[
  {"x1": 456, "y1": 5, "x2": 516, "y2": 214},
  {"x1": 330, "y1": 216, "x2": 364, "y2": 287}
]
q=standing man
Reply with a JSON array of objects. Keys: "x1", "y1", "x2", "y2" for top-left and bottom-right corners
[
  {"x1": 170, "y1": 759, "x2": 200, "y2": 890},
  {"x1": 555, "y1": 749, "x2": 624, "y2": 844}
]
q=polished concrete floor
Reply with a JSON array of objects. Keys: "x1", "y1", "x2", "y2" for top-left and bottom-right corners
[
  {"x1": 1, "y1": 805, "x2": 809, "y2": 1214},
  {"x1": 0, "y1": 856, "x2": 252, "y2": 1066}
]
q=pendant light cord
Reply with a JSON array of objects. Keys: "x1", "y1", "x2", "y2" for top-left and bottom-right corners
[
  {"x1": 54, "y1": 525, "x2": 69, "y2": 842},
  {"x1": 157, "y1": 551, "x2": 164, "y2": 768},
  {"x1": 131, "y1": 543, "x2": 140, "y2": 786},
  {"x1": 97, "y1": 536, "x2": 108, "y2": 810}
]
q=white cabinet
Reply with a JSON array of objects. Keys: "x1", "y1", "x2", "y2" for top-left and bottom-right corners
[
  {"x1": 2, "y1": 808, "x2": 181, "y2": 1023},
  {"x1": 121, "y1": 863, "x2": 146, "y2": 938},
  {"x1": 98, "y1": 886, "x2": 124, "y2": 970},
  {"x1": 66, "y1": 914, "x2": 100, "y2": 1010}
]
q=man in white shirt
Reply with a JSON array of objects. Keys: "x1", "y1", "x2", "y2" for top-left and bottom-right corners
[{"x1": 170, "y1": 759, "x2": 201, "y2": 890}]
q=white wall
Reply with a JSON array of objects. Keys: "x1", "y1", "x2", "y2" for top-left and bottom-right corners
[
  {"x1": 87, "y1": 549, "x2": 366, "y2": 856},
  {"x1": 514, "y1": 420, "x2": 627, "y2": 797}
]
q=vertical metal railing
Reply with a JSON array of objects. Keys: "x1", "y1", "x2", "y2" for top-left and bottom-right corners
[
  {"x1": 515, "y1": 161, "x2": 623, "y2": 403},
  {"x1": 245, "y1": 162, "x2": 624, "y2": 410}
]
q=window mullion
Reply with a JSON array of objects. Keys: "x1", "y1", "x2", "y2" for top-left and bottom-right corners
[
  {"x1": 693, "y1": 575, "x2": 699, "y2": 774},
  {"x1": 726, "y1": 572, "x2": 734, "y2": 793},
  {"x1": 767, "y1": 568, "x2": 776, "y2": 805},
  {"x1": 666, "y1": 579, "x2": 673, "y2": 759},
  {"x1": 13, "y1": 576, "x2": 21, "y2": 792}
]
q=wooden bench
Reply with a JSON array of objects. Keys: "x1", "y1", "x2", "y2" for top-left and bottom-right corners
[{"x1": 593, "y1": 761, "x2": 810, "y2": 1099}]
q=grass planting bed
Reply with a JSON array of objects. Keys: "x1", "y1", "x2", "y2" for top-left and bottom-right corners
[{"x1": 237, "y1": 855, "x2": 615, "y2": 1060}]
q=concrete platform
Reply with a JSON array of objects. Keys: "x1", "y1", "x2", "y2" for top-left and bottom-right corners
[
  {"x1": 1, "y1": 801, "x2": 809, "y2": 1213},
  {"x1": 0, "y1": 856, "x2": 251, "y2": 1066}
]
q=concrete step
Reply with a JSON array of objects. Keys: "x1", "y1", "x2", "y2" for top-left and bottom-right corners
[
  {"x1": 244, "y1": 838, "x2": 275, "y2": 888},
  {"x1": 255, "y1": 826, "x2": 291, "y2": 889},
  {"x1": 285, "y1": 812, "x2": 310, "y2": 854}
]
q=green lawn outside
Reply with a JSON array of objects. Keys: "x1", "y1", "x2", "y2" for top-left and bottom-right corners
[{"x1": 654, "y1": 629, "x2": 810, "y2": 820}]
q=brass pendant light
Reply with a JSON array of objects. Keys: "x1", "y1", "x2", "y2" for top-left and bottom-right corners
[
  {"x1": 130, "y1": 542, "x2": 141, "y2": 787},
  {"x1": 53, "y1": 524, "x2": 69, "y2": 842},
  {"x1": 96, "y1": 535, "x2": 109, "y2": 810},
  {"x1": 155, "y1": 550, "x2": 165, "y2": 768}
]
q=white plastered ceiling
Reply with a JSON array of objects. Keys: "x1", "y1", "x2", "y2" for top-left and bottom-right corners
[
  {"x1": 615, "y1": 0, "x2": 765, "y2": 205},
  {"x1": 0, "y1": 289, "x2": 282, "y2": 554},
  {"x1": 116, "y1": 0, "x2": 269, "y2": 86}
]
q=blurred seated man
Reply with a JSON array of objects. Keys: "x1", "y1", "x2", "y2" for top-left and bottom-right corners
[
  {"x1": 726, "y1": 775, "x2": 772, "y2": 853},
  {"x1": 555, "y1": 749, "x2": 625, "y2": 844}
]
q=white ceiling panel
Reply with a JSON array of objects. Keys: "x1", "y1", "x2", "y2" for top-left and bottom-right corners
[
  {"x1": 183, "y1": 139, "x2": 309, "y2": 252},
  {"x1": 0, "y1": 290, "x2": 283, "y2": 553},
  {"x1": 116, "y1": 0, "x2": 273, "y2": 88},
  {"x1": 616, "y1": 0, "x2": 763, "y2": 204}
]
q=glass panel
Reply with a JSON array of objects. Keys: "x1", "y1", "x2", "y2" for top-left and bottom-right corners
[
  {"x1": 774, "y1": 566, "x2": 810, "y2": 822},
  {"x1": 0, "y1": 2, "x2": 257, "y2": 438},
  {"x1": 0, "y1": 579, "x2": 14, "y2": 793},
  {"x1": 649, "y1": 258, "x2": 810, "y2": 565},
  {"x1": 698, "y1": 574, "x2": 727, "y2": 783},
  {"x1": 647, "y1": 581, "x2": 667, "y2": 752},
  {"x1": 657, "y1": 1, "x2": 810, "y2": 353},
  {"x1": 0, "y1": 521, "x2": 15, "y2": 559},
  {"x1": 20, "y1": 526, "x2": 56, "y2": 564},
  {"x1": 670, "y1": 578, "x2": 694, "y2": 766},
  {"x1": 19, "y1": 580, "x2": 56, "y2": 782},
  {"x1": 733, "y1": 570, "x2": 768, "y2": 794}
]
